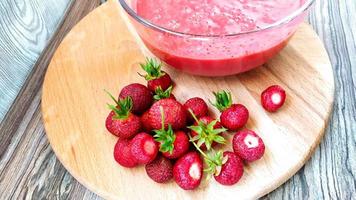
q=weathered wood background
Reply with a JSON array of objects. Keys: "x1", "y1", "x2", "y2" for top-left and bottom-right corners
[{"x1": 0, "y1": 0, "x2": 355, "y2": 199}]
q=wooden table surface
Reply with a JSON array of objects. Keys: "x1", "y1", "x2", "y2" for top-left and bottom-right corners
[{"x1": 0, "y1": 0, "x2": 355, "y2": 199}]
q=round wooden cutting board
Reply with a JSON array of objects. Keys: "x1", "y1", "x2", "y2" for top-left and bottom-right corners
[{"x1": 42, "y1": 1, "x2": 334, "y2": 199}]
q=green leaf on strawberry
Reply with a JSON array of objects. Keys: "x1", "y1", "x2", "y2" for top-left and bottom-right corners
[
  {"x1": 140, "y1": 57, "x2": 165, "y2": 80},
  {"x1": 106, "y1": 90, "x2": 133, "y2": 120},
  {"x1": 187, "y1": 110, "x2": 227, "y2": 150},
  {"x1": 204, "y1": 150, "x2": 228, "y2": 176},
  {"x1": 153, "y1": 106, "x2": 176, "y2": 154},
  {"x1": 210, "y1": 90, "x2": 233, "y2": 112},
  {"x1": 188, "y1": 134, "x2": 228, "y2": 177},
  {"x1": 153, "y1": 85, "x2": 173, "y2": 100}
]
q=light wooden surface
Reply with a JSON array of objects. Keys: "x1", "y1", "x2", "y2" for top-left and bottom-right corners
[
  {"x1": 0, "y1": 0, "x2": 355, "y2": 199},
  {"x1": 41, "y1": 1, "x2": 334, "y2": 199}
]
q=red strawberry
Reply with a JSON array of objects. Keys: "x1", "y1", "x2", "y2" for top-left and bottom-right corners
[
  {"x1": 141, "y1": 111, "x2": 153, "y2": 132},
  {"x1": 233, "y1": 130, "x2": 265, "y2": 162},
  {"x1": 184, "y1": 97, "x2": 208, "y2": 123},
  {"x1": 153, "y1": 86, "x2": 176, "y2": 101},
  {"x1": 105, "y1": 93, "x2": 141, "y2": 138},
  {"x1": 145, "y1": 155, "x2": 173, "y2": 183},
  {"x1": 190, "y1": 142, "x2": 243, "y2": 186},
  {"x1": 162, "y1": 131, "x2": 190, "y2": 159},
  {"x1": 261, "y1": 85, "x2": 286, "y2": 112},
  {"x1": 113, "y1": 139, "x2": 138, "y2": 168},
  {"x1": 173, "y1": 152, "x2": 203, "y2": 190},
  {"x1": 131, "y1": 132, "x2": 159, "y2": 164},
  {"x1": 149, "y1": 99, "x2": 186, "y2": 130},
  {"x1": 211, "y1": 91, "x2": 249, "y2": 131},
  {"x1": 153, "y1": 109, "x2": 190, "y2": 159},
  {"x1": 119, "y1": 83, "x2": 153, "y2": 114},
  {"x1": 156, "y1": 129, "x2": 190, "y2": 159},
  {"x1": 140, "y1": 58, "x2": 172, "y2": 92},
  {"x1": 214, "y1": 152, "x2": 244, "y2": 185},
  {"x1": 189, "y1": 115, "x2": 226, "y2": 150}
]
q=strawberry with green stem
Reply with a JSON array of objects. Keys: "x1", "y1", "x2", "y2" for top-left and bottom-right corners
[
  {"x1": 105, "y1": 91, "x2": 141, "y2": 138},
  {"x1": 140, "y1": 58, "x2": 172, "y2": 92},
  {"x1": 154, "y1": 107, "x2": 189, "y2": 159},
  {"x1": 189, "y1": 135, "x2": 244, "y2": 186},
  {"x1": 188, "y1": 110, "x2": 226, "y2": 150},
  {"x1": 153, "y1": 85, "x2": 175, "y2": 101},
  {"x1": 211, "y1": 90, "x2": 249, "y2": 131}
]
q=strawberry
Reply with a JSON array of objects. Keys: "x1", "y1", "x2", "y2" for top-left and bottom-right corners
[
  {"x1": 214, "y1": 152, "x2": 244, "y2": 185},
  {"x1": 188, "y1": 114, "x2": 226, "y2": 151},
  {"x1": 173, "y1": 152, "x2": 203, "y2": 190},
  {"x1": 113, "y1": 139, "x2": 138, "y2": 168},
  {"x1": 233, "y1": 130, "x2": 265, "y2": 162},
  {"x1": 162, "y1": 131, "x2": 190, "y2": 159},
  {"x1": 261, "y1": 85, "x2": 286, "y2": 112},
  {"x1": 140, "y1": 58, "x2": 172, "y2": 92},
  {"x1": 119, "y1": 83, "x2": 153, "y2": 114},
  {"x1": 149, "y1": 99, "x2": 186, "y2": 130},
  {"x1": 153, "y1": 108, "x2": 190, "y2": 159},
  {"x1": 189, "y1": 138, "x2": 243, "y2": 186},
  {"x1": 211, "y1": 91, "x2": 249, "y2": 131},
  {"x1": 145, "y1": 155, "x2": 173, "y2": 183},
  {"x1": 105, "y1": 92, "x2": 141, "y2": 138},
  {"x1": 131, "y1": 132, "x2": 159, "y2": 164},
  {"x1": 141, "y1": 111, "x2": 153, "y2": 132},
  {"x1": 153, "y1": 86, "x2": 176, "y2": 101},
  {"x1": 184, "y1": 97, "x2": 208, "y2": 123}
]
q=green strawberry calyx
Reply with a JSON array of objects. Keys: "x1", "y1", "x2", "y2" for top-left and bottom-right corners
[
  {"x1": 139, "y1": 57, "x2": 165, "y2": 81},
  {"x1": 105, "y1": 90, "x2": 133, "y2": 120},
  {"x1": 210, "y1": 90, "x2": 233, "y2": 112},
  {"x1": 153, "y1": 85, "x2": 173, "y2": 101},
  {"x1": 189, "y1": 134, "x2": 228, "y2": 177},
  {"x1": 153, "y1": 106, "x2": 176, "y2": 154},
  {"x1": 187, "y1": 109, "x2": 227, "y2": 151}
]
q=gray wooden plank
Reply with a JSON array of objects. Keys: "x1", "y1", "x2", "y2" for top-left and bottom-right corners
[
  {"x1": 0, "y1": 0, "x2": 101, "y2": 199},
  {"x1": 0, "y1": 0, "x2": 355, "y2": 199},
  {"x1": 0, "y1": 0, "x2": 71, "y2": 121}
]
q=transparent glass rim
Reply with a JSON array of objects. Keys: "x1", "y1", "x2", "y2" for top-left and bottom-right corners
[{"x1": 118, "y1": 0, "x2": 315, "y2": 38}]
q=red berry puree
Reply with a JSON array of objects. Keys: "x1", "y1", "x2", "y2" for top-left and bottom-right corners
[{"x1": 133, "y1": 0, "x2": 306, "y2": 76}]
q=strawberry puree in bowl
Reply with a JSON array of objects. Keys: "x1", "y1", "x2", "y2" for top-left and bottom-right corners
[{"x1": 119, "y1": 0, "x2": 315, "y2": 76}]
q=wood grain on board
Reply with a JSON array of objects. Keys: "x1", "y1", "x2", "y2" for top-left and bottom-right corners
[
  {"x1": 0, "y1": 0, "x2": 355, "y2": 199},
  {"x1": 41, "y1": 1, "x2": 334, "y2": 199}
]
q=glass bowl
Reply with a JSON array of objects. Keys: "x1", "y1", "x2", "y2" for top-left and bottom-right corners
[{"x1": 119, "y1": 0, "x2": 315, "y2": 76}]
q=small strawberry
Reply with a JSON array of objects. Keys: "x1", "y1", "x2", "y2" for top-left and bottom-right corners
[
  {"x1": 233, "y1": 130, "x2": 265, "y2": 162},
  {"x1": 211, "y1": 91, "x2": 249, "y2": 131},
  {"x1": 141, "y1": 111, "x2": 153, "y2": 132},
  {"x1": 189, "y1": 138, "x2": 243, "y2": 186},
  {"x1": 105, "y1": 92, "x2": 141, "y2": 138},
  {"x1": 153, "y1": 86, "x2": 176, "y2": 101},
  {"x1": 188, "y1": 112, "x2": 226, "y2": 151},
  {"x1": 153, "y1": 107, "x2": 190, "y2": 159},
  {"x1": 261, "y1": 85, "x2": 286, "y2": 112},
  {"x1": 184, "y1": 97, "x2": 208, "y2": 123},
  {"x1": 113, "y1": 139, "x2": 138, "y2": 168},
  {"x1": 131, "y1": 132, "x2": 159, "y2": 164},
  {"x1": 140, "y1": 58, "x2": 172, "y2": 92},
  {"x1": 162, "y1": 131, "x2": 189, "y2": 159},
  {"x1": 119, "y1": 83, "x2": 153, "y2": 114},
  {"x1": 145, "y1": 155, "x2": 173, "y2": 183},
  {"x1": 214, "y1": 152, "x2": 244, "y2": 185},
  {"x1": 149, "y1": 99, "x2": 186, "y2": 130},
  {"x1": 173, "y1": 152, "x2": 203, "y2": 190}
]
